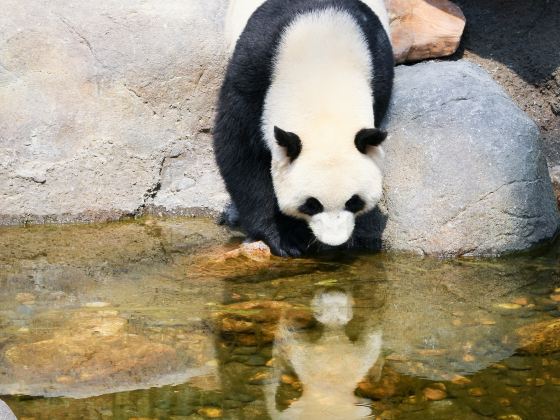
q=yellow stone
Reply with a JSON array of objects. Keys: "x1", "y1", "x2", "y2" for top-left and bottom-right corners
[
  {"x1": 385, "y1": 353, "x2": 408, "y2": 362},
  {"x1": 55, "y1": 375, "x2": 74, "y2": 384},
  {"x1": 84, "y1": 301, "x2": 111, "y2": 308},
  {"x1": 526, "y1": 378, "x2": 545, "y2": 386},
  {"x1": 451, "y1": 374, "x2": 471, "y2": 385},
  {"x1": 248, "y1": 371, "x2": 271, "y2": 384},
  {"x1": 496, "y1": 303, "x2": 522, "y2": 309},
  {"x1": 16, "y1": 292, "x2": 35, "y2": 304},
  {"x1": 281, "y1": 374, "x2": 297, "y2": 385},
  {"x1": 197, "y1": 407, "x2": 223, "y2": 418},
  {"x1": 416, "y1": 349, "x2": 448, "y2": 356},
  {"x1": 463, "y1": 354, "x2": 475, "y2": 362}
]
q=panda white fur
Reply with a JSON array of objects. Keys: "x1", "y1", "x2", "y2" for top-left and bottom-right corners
[
  {"x1": 224, "y1": 0, "x2": 391, "y2": 54},
  {"x1": 214, "y1": 0, "x2": 394, "y2": 256}
]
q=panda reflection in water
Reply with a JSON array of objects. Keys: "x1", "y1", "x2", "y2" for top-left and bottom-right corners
[
  {"x1": 214, "y1": 0, "x2": 394, "y2": 256},
  {"x1": 265, "y1": 290, "x2": 383, "y2": 419}
]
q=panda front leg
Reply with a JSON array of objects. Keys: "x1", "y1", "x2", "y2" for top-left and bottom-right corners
[
  {"x1": 231, "y1": 191, "x2": 308, "y2": 258},
  {"x1": 217, "y1": 145, "x2": 309, "y2": 257},
  {"x1": 220, "y1": 200, "x2": 311, "y2": 257}
]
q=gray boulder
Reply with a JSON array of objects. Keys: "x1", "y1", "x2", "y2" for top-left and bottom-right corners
[
  {"x1": 0, "y1": 0, "x2": 229, "y2": 224},
  {"x1": 380, "y1": 60, "x2": 560, "y2": 256},
  {"x1": 0, "y1": 400, "x2": 16, "y2": 420}
]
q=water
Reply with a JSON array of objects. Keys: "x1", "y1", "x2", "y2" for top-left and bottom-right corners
[{"x1": 0, "y1": 217, "x2": 559, "y2": 419}]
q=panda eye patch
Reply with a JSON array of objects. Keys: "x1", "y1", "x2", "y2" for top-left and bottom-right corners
[
  {"x1": 298, "y1": 197, "x2": 323, "y2": 216},
  {"x1": 345, "y1": 195, "x2": 365, "y2": 213}
]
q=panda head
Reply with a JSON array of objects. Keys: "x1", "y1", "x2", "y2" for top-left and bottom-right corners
[{"x1": 271, "y1": 126, "x2": 386, "y2": 247}]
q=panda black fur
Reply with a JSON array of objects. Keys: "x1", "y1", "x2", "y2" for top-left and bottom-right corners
[{"x1": 214, "y1": 0, "x2": 394, "y2": 257}]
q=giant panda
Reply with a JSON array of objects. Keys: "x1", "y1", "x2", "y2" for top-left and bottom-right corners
[{"x1": 214, "y1": 0, "x2": 394, "y2": 257}]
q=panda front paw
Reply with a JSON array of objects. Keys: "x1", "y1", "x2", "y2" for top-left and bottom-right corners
[{"x1": 266, "y1": 237, "x2": 304, "y2": 258}]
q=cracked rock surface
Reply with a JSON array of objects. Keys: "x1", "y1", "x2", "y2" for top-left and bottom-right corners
[
  {"x1": 380, "y1": 60, "x2": 560, "y2": 257},
  {"x1": 0, "y1": 0, "x2": 228, "y2": 224}
]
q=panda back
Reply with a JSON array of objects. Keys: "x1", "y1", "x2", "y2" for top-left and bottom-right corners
[{"x1": 217, "y1": 0, "x2": 394, "y2": 151}]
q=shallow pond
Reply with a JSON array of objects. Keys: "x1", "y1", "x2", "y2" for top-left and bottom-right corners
[{"x1": 0, "y1": 218, "x2": 559, "y2": 419}]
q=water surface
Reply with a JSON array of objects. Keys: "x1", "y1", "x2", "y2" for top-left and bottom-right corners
[{"x1": 1, "y1": 218, "x2": 559, "y2": 419}]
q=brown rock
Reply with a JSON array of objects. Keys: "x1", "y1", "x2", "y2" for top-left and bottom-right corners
[
  {"x1": 248, "y1": 371, "x2": 272, "y2": 385},
  {"x1": 281, "y1": 373, "x2": 298, "y2": 385},
  {"x1": 4, "y1": 311, "x2": 179, "y2": 383},
  {"x1": 512, "y1": 297, "x2": 529, "y2": 306},
  {"x1": 221, "y1": 318, "x2": 255, "y2": 333},
  {"x1": 239, "y1": 241, "x2": 271, "y2": 261},
  {"x1": 218, "y1": 300, "x2": 293, "y2": 323},
  {"x1": 357, "y1": 366, "x2": 412, "y2": 400},
  {"x1": 235, "y1": 334, "x2": 259, "y2": 346},
  {"x1": 468, "y1": 387, "x2": 486, "y2": 397},
  {"x1": 188, "y1": 374, "x2": 221, "y2": 391},
  {"x1": 416, "y1": 348, "x2": 448, "y2": 356},
  {"x1": 385, "y1": 353, "x2": 408, "y2": 362},
  {"x1": 423, "y1": 387, "x2": 447, "y2": 401},
  {"x1": 219, "y1": 241, "x2": 271, "y2": 262},
  {"x1": 216, "y1": 300, "x2": 314, "y2": 346},
  {"x1": 16, "y1": 292, "x2": 36, "y2": 304},
  {"x1": 216, "y1": 300, "x2": 313, "y2": 327},
  {"x1": 516, "y1": 319, "x2": 560, "y2": 354},
  {"x1": 463, "y1": 354, "x2": 475, "y2": 362},
  {"x1": 451, "y1": 374, "x2": 471, "y2": 385},
  {"x1": 388, "y1": 0, "x2": 466, "y2": 63}
]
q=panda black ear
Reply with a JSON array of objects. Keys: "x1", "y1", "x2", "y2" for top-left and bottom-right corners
[
  {"x1": 274, "y1": 126, "x2": 302, "y2": 162},
  {"x1": 355, "y1": 128, "x2": 387, "y2": 154}
]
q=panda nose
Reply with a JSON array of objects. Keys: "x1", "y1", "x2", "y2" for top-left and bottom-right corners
[{"x1": 309, "y1": 211, "x2": 355, "y2": 246}]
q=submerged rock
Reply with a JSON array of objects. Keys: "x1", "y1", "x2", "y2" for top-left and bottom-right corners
[
  {"x1": 4, "y1": 311, "x2": 179, "y2": 382},
  {"x1": 423, "y1": 386, "x2": 448, "y2": 401},
  {"x1": 215, "y1": 300, "x2": 314, "y2": 345},
  {"x1": 1, "y1": 309, "x2": 217, "y2": 398},
  {"x1": 516, "y1": 318, "x2": 560, "y2": 354},
  {"x1": 380, "y1": 60, "x2": 560, "y2": 257},
  {"x1": 357, "y1": 366, "x2": 415, "y2": 400}
]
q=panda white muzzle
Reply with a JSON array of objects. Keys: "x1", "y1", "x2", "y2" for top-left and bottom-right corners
[{"x1": 309, "y1": 211, "x2": 355, "y2": 246}]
